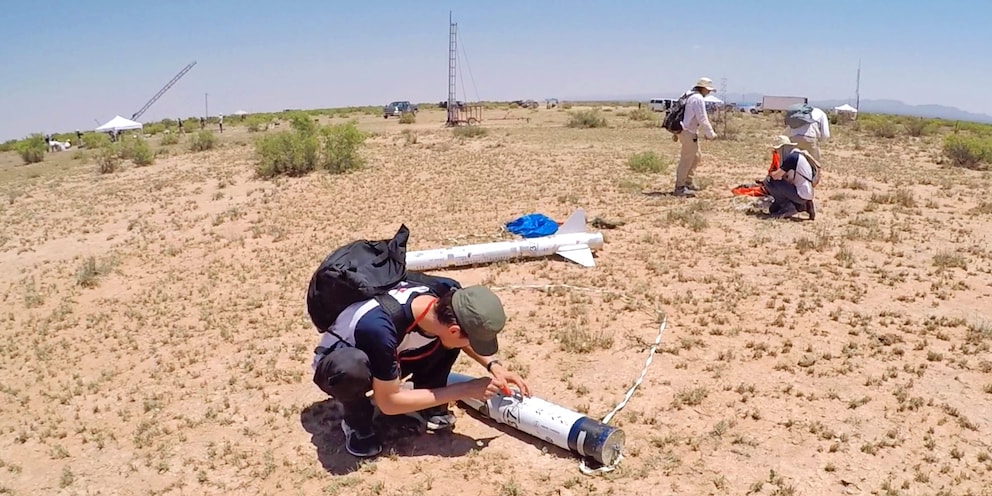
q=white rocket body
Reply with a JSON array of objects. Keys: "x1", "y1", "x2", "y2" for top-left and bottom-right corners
[
  {"x1": 447, "y1": 373, "x2": 625, "y2": 466},
  {"x1": 406, "y1": 209, "x2": 604, "y2": 270}
]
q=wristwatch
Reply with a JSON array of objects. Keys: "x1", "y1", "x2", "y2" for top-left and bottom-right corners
[{"x1": 486, "y1": 360, "x2": 501, "y2": 373}]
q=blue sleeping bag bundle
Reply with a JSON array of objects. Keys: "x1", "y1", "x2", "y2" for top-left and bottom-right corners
[{"x1": 504, "y1": 213, "x2": 559, "y2": 238}]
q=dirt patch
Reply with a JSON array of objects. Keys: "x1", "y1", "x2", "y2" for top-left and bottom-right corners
[{"x1": 1, "y1": 108, "x2": 991, "y2": 495}]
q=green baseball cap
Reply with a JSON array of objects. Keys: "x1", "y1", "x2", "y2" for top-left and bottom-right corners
[{"x1": 451, "y1": 286, "x2": 506, "y2": 356}]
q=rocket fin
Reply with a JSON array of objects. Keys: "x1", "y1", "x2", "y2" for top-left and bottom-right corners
[
  {"x1": 556, "y1": 244, "x2": 595, "y2": 267},
  {"x1": 557, "y1": 208, "x2": 587, "y2": 235}
]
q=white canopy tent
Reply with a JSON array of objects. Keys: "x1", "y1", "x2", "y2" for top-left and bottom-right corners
[
  {"x1": 833, "y1": 103, "x2": 858, "y2": 122},
  {"x1": 95, "y1": 115, "x2": 143, "y2": 133},
  {"x1": 703, "y1": 94, "x2": 724, "y2": 104}
]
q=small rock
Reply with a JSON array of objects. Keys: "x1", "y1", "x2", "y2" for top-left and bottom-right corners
[
  {"x1": 592, "y1": 217, "x2": 625, "y2": 229},
  {"x1": 798, "y1": 354, "x2": 816, "y2": 367}
]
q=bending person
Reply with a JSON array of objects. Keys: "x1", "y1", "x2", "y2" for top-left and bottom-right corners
[{"x1": 764, "y1": 136, "x2": 817, "y2": 220}]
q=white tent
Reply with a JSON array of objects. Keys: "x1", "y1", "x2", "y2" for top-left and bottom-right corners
[
  {"x1": 233, "y1": 110, "x2": 249, "y2": 116},
  {"x1": 834, "y1": 104, "x2": 858, "y2": 113},
  {"x1": 703, "y1": 94, "x2": 724, "y2": 104},
  {"x1": 95, "y1": 115, "x2": 143, "y2": 133}
]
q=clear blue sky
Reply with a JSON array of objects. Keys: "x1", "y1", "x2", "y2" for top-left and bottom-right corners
[{"x1": 1, "y1": 0, "x2": 990, "y2": 141}]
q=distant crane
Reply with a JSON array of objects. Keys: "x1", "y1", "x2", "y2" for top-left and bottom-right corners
[{"x1": 131, "y1": 61, "x2": 197, "y2": 120}]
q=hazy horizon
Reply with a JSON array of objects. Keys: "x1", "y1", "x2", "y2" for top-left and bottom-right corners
[{"x1": 2, "y1": 0, "x2": 990, "y2": 141}]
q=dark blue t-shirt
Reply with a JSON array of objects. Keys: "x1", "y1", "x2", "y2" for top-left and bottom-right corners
[{"x1": 352, "y1": 274, "x2": 462, "y2": 382}]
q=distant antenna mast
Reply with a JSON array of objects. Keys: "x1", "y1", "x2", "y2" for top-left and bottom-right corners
[
  {"x1": 855, "y1": 58, "x2": 861, "y2": 111},
  {"x1": 446, "y1": 12, "x2": 458, "y2": 126},
  {"x1": 131, "y1": 61, "x2": 197, "y2": 120}
]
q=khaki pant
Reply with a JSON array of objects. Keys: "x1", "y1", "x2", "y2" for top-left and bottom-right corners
[
  {"x1": 793, "y1": 135, "x2": 821, "y2": 163},
  {"x1": 676, "y1": 130, "x2": 701, "y2": 189}
]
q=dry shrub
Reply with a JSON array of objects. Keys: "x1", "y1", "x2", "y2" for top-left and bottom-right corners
[
  {"x1": 628, "y1": 151, "x2": 669, "y2": 173},
  {"x1": 96, "y1": 146, "x2": 121, "y2": 174},
  {"x1": 567, "y1": 110, "x2": 608, "y2": 128},
  {"x1": 453, "y1": 126, "x2": 488, "y2": 139},
  {"x1": 943, "y1": 134, "x2": 992, "y2": 169},
  {"x1": 189, "y1": 130, "x2": 217, "y2": 152},
  {"x1": 627, "y1": 108, "x2": 655, "y2": 121}
]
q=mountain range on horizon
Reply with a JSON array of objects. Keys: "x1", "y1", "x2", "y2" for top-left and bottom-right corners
[{"x1": 563, "y1": 92, "x2": 992, "y2": 124}]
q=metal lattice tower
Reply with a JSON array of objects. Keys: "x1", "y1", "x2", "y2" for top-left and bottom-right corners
[
  {"x1": 131, "y1": 61, "x2": 197, "y2": 120},
  {"x1": 446, "y1": 12, "x2": 458, "y2": 125}
]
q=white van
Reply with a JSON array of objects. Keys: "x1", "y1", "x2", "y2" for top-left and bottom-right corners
[{"x1": 648, "y1": 98, "x2": 676, "y2": 112}]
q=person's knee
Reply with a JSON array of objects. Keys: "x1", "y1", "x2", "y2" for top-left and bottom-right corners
[{"x1": 313, "y1": 347, "x2": 372, "y2": 400}]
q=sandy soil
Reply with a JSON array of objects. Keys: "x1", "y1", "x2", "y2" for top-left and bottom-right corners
[{"x1": 1, "y1": 107, "x2": 991, "y2": 496}]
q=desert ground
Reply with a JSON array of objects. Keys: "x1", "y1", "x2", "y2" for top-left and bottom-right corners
[{"x1": 1, "y1": 105, "x2": 991, "y2": 496}]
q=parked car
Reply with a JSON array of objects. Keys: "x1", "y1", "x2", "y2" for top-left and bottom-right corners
[
  {"x1": 383, "y1": 101, "x2": 418, "y2": 118},
  {"x1": 648, "y1": 98, "x2": 677, "y2": 112}
]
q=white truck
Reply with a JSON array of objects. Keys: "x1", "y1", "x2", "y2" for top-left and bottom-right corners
[{"x1": 761, "y1": 95, "x2": 808, "y2": 113}]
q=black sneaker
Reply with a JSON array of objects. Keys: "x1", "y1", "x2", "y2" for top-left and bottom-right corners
[
  {"x1": 673, "y1": 186, "x2": 696, "y2": 197},
  {"x1": 405, "y1": 406, "x2": 456, "y2": 431},
  {"x1": 341, "y1": 420, "x2": 382, "y2": 458}
]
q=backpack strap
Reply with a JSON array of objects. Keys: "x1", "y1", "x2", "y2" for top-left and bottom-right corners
[
  {"x1": 794, "y1": 150, "x2": 819, "y2": 183},
  {"x1": 405, "y1": 271, "x2": 459, "y2": 296},
  {"x1": 374, "y1": 294, "x2": 411, "y2": 334}
]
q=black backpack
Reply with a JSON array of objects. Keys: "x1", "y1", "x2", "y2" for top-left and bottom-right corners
[
  {"x1": 305, "y1": 224, "x2": 459, "y2": 336},
  {"x1": 662, "y1": 92, "x2": 693, "y2": 133}
]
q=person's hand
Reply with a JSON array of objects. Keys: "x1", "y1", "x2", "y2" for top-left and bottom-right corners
[
  {"x1": 490, "y1": 362, "x2": 532, "y2": 397},
  {"x1": 462, "y1": 377, "x2": 502, "y2": 401},
  {"x1": 769, "y1": 169, "x2": 786, "y2": 181}
]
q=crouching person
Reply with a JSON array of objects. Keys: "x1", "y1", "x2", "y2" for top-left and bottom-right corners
[
  {"x1": 764, "y1": 135, "x2": 817, "y2": 220},
  {"x1": 311, "y1": 283, "x2": 531, "y2": 458}
]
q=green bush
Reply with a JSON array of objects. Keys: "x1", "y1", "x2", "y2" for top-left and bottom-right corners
[
  {"x1": 398, "y1": 112, "x2": 416, "y2": 124},
  {"x1": 566, "y1": 110, "x2": 608, "y2": 128},
  {"x1": 627, "y1": 151, "x2": 669, "y2": 173},
  {"x1": 254, "y1": 131, "x2": 320, "y2": 178},
  {"x1": 254, "y1": 121, "x2": 367, "y2": 178},
  {"x1": 866, "y1": 119, "x2": 898, "y2": 138},
  {"x1": 126, "y1": 138, "x2": 154, "y2": 166},
  {"x1": 190, "y1": 130, "x2": 217, "y2": 152},
  {"x1": 905, "y1": 118, "x2": 938, "y2": 137},
  {"x1": 245, "y1": 115, "x2": 271, "y2": 132},
  {"x1": 160, "y1": 133, "x2": 180, "y2": 146},
  {"x1": 320, "y1": 122, "x2": 368, "y2": 173},
  {"x1": 16, "y1": 134, "x2": 46, "y2": 164},
  {"x1": 143, "y1": 123, "x2": 166, "y2": 136},
  {"x1": 83, "y1": 132, "x2": 111, "y2": 150},
  {"x1": 289, "y1": 112, "x2": 318, "y2": 136},
  {"x1": 943, "y1": 134, "x2": 992, "y2": 169}
]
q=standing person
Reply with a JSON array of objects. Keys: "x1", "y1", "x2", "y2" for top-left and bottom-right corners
[
  {"x1": 784, "y1": 104, "x2": 830, "y2": 162},
  {"x1": 674, "y1": 77, "x2": 718, "y2": 197},
  {"x1": 218, "y1": 114, "x2": 224, "y2": 133}
]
